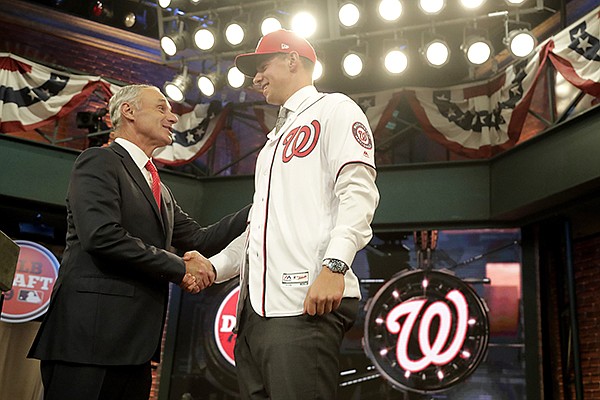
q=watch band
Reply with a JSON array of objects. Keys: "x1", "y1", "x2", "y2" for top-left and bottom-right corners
[{"x1": 322, "y1": 258, "x2": 349, "y2": 275}]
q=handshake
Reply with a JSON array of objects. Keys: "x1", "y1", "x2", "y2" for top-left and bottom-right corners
[{"x1": 179, "y1": 250, "x2": 216, "y2": 294}]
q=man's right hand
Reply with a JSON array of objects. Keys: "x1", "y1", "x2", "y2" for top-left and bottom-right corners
[
  {"x1": 183, "y1": 250, "x2": 216, "y2": 291},
  {"x1": 179, "y1": 273, "x2": 200, "y2": 294}
]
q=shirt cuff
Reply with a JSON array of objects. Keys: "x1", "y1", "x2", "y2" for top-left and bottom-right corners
[{"x1": 323, "y1": 237, "x2": 358, "y2": 268}]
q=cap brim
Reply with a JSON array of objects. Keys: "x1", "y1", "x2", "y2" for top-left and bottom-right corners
[{"x1": 235, "y1": 53, "x2": 275, "y2": 77}]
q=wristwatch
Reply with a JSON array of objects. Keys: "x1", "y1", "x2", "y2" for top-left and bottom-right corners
[{"x1": 322, "y1": 258, "x2": 349, "y2": 275}]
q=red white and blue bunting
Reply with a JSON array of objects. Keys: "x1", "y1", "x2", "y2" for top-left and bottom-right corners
[
  {"x1": 153, "y1": 102, "x2": 231, "y2": 166},
  {"x1": 0, "y1": 52, "x2": 118, "y2": 132}
]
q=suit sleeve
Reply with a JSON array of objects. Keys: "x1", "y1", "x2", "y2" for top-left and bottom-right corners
[
  {"x1": 170, "y1": 203, "x2": 251, "y2": 258},
  {"x1": 69, "y1": 148, "x2": 187, "y2": 284}
]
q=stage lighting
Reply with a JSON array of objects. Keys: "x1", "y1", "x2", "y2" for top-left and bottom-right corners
[
  {"x1": 460, "y1": 0, "x2": 486, "y2": 9},
  {"x1": 505, "y1": 29, "x2": 536, "y2": 58},
  {"x1": 227, "y1": 66, "x2": 246, "y2": 89},
  {"x1": 422, "y1": 38, "x2": 450, "y2": 67},
  {"x1": 384, "y1": 46, "x2": 408, "y2": 74},
  {"x1": 378, "y1": 0, "x2": 402, "y2": 22},
  {"x1": 339, "y1": 2, "x2": 361, "y2": 28},
  {"x1": 261, "y1": 15, "x2": 282, "y2": 35},
  {"x1": 164, "y1": 66, "x2": 190, "y2": 103},
  {"x1": 462, "y1": 36, "x2": 493, "y2": 65},
  {"x1": 198, "y1": 73, "x2": 222, "y2": 97},
  {"x1": 419, "y1": 0, "x2": 445, "y2": 15},
  {"x1": 342, "y1": 51, "x2": 365, "y2": 78},
  {"x1": 291, "y1": 11, "x2": 317, "y2": 38},
  {"x1": 313, "y1": 60, "x2": 323, "y2": 81},
  {"x1": 158, "y1": 0, "x2": 172, "y2": 9},
  {"x1": 160, "y1": 31, "x2": 186, "y2": 57},
  {"x1": 225, "y1": 21, "x2": 247, "y2": 47},
  {"x1": 123, "y1": 12, "x2": 136, "y2": 28},
  {"x1": 89, "y1": 1, "x2": 113, "y2": 20},
  {"x1": 194, "y1": 27, "x2": 216, "y2": 51}
]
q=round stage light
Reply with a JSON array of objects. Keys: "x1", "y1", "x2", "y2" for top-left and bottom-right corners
[
  {"x1": 384, "y1": 48, "x2": 408, "y2": 74},
  {"x1": 339, "y1": 2, "x2": 361, "y2": 28},
  {"x1": 342, "y1": 52, "x2": 365, "y2": 78}
]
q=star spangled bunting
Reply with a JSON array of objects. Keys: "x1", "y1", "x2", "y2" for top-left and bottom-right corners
[
  {"x1": 171, "y1": 103, "x2": 216, "y2": 148},
  {"x1": 0, "y1": 52, "x2": 116, "y2": 132},
  {"x1": 405, "y1": 44, "x2": 547, "y2": 158},
  {"x1": 548, "y1": 5, "x2": 600, "y2": 97},
  {"x1": 567, "y1": 21, "x2": 600, "y2": 62},
  {"x1": 429, "y1": 59, "x2": 533, "y2": 135},
  {"x1": 153, "y1": 101, "x2": 232, "y2": 166}
]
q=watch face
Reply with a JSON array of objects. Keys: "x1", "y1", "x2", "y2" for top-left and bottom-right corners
[
  {"x1": 363, "y1": 269, "x2": 489, "y2": 394},
  {"x1": 325, "y1": 259, "x2": 347, "y2": 273}
]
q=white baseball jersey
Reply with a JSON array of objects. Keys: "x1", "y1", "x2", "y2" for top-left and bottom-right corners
[{"x1": 211, "y1": 85, "x2": 379, "y2": 317}]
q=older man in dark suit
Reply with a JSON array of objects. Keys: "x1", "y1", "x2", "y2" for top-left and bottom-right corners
[{"x1": 28, "y1": 84, "x2": 249, "y2": 400}]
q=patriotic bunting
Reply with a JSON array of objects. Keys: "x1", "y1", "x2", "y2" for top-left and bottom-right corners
[
  {"x1": 547, "y1": 5, "x2": 600, "y2": 97},
  {"x1": 406, "y1": 43, "x2": 549, "y2": 158},
  {"x1": 153, "y1": 101, "x2": 231, "y2": 166},
  {"x1": 0, "y1": 52, "x2": 117, "y2": 132},
  {"x1": 374, "y1": 6, "x2": 599, "y2": 159}
]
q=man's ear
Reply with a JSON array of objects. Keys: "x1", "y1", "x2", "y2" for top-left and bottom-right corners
[
  {"x1": 121, "y1": 102, "x2": 135, "y2": 122},
  {"x1": 289, "y1": 51, "x2": 300, "y2": 71}
]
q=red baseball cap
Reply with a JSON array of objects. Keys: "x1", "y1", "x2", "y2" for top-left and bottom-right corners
[{"x1": 235, "y1": 29, "x2": 317, "y2": 77}]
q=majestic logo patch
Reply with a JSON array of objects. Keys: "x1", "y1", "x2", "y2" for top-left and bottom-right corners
[
  {"x1": 352, "y1": 121, "x2": 373, "y2": 149},
  {"x1": 282, "y1": 120, "x2": 321, "y2": 163},
  {"x1": 282, "y1": 272, "x2": 309, "y2": 286}
]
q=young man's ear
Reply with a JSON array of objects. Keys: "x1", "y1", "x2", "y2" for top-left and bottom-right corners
[{"x1": 288, "y1": 51, "x2": 300, "y2": 71}]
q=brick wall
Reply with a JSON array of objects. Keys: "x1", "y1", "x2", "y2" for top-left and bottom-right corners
[
  {"x1": 573, "y1": 233, "x2": 600, "y2": 399},
  {"x1": 540, "y1": 223, "x2": 600, "y2": 400}
]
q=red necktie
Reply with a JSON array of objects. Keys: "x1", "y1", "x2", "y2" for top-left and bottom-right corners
[{"x1": 145, "y1": 160, "x2": 161, "y2": 210}]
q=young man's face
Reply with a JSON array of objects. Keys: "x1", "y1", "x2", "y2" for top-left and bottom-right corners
[{"x1": 253, "y1": 53, "x2": 294, "y2": 106}]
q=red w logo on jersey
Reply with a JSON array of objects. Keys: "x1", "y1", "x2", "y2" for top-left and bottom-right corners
[{"x1": 282, "y1": 120, "x2": 321, "y2": 163}]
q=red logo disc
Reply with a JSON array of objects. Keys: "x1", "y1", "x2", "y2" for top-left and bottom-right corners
[
  {"x1": 214, "y1": 285, "x2": 239, "y2": 366},
  {"x1": 1, "y1": 241, "x2": 59, "y2": 323}
]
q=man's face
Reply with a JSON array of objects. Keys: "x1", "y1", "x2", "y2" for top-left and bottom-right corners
[
  {"x1": 253, "y1": 53, "x2": 293, "y2": 106},
  {"x1": 133, "y1": 87, "x2": 178, "y2": 148}
]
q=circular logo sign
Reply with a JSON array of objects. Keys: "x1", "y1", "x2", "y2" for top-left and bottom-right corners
[
  {"x1": 363, "y1": 269, "x2": 489, "y2": 394},
  {"x1": 1, "y1": 241, "x2": 60, "y2": 323},
  {"x1": 214, "y1": 285, "x2": 239, "y2": 366}
]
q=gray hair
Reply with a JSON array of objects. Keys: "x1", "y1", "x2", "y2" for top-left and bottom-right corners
[{"x1": 108, "y1": 84, "x2": 156, "y2": 130}]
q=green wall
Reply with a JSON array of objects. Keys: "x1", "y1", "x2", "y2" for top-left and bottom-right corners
[{"x1": 1, "y1": 105, "x2": 599, "y2": 229}]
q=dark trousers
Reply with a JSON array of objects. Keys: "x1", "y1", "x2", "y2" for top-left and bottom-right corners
[
  {"x1": 41, "y1": 360, "x2": 152, "y2": 400},
  {"x1": 234, "y1": 297, "x2": 359, "y2": 400}
]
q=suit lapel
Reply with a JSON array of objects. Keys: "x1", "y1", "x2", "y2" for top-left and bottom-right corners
[{"x1": 110, "y1": 143, "x2": 165, "y2": 232}]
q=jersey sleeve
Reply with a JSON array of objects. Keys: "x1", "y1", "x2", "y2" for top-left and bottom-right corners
[
  {"x1": 321, "y1": 94, "x2": 380, "y2": 267},
  {"x1": 322, "y1": 94, "x2": 376, "y2": 177},
  {"x1": 209, "y1": 228, "x2": 248, "y2": 284}
]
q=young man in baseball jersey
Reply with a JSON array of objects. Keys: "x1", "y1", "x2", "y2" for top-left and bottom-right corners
[{"x1": 209, "y1": 29, "x2": 379, "y2": 399}]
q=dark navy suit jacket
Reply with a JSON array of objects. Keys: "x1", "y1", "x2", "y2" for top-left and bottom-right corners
[{"x1": 29, "y1": 142, "x2": 249, "y2": 365}]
